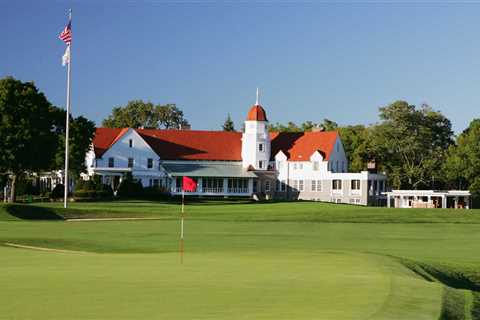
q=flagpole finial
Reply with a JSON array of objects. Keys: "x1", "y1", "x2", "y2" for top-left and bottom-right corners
[{"x1": 255, "y1": 87, "x2": 259, "y2": 106}]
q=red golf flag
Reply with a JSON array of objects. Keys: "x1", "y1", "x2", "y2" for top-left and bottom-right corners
[{"x1": 182, "y1": 176, "x2": 197, "y2": 192}]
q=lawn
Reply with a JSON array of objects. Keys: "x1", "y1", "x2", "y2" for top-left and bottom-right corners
[{"x1": 0, "y1": 201, "x2": 479, "y2": 319}]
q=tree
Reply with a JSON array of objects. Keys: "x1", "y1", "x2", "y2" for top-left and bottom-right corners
[
  {"x1": 52, "y1": 112, "x2": 96, "y2": 176},
  {"x1": 367, "y1": 101, "x2": 453, "y2": 189},
  {"x1": 0, "y1": 77, "x2": 60, "y2": 202},
  {"x1": 102, "y1": 100, "x2": 190, "y2": 129},
  {"x1": 222, "y1": 114, "x2": 235, "y2": 131},
  {"x1": 443, "y1": 119, "x2": 480, "y2": 195}
]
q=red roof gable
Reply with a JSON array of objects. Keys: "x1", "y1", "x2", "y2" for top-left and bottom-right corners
[
  {"x1": 92, "y1": 128, "x2": 129, "y2": 158},
  {"x1": 92, "y1": 128, "x2": 338, "y2": 162},
  {"x1": 270, "y1": 131, "x2": 338, "y2": 161}
]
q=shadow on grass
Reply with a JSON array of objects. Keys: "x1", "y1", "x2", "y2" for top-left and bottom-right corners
[{"x1": 4, "y1": 204, "x2": 64, "y2": 220}]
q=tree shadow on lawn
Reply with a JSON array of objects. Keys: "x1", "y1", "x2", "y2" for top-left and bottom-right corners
[{"x1": 5, "y1": 204, "x2": 64, "y2": 220}]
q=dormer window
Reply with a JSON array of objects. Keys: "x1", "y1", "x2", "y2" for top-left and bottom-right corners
[
  {"x1": 129, "y1": 139, "x2": 133, "y2": 148},
  {"x1": 259, "y1": 143, "x2": 264, "y2": 152},
  {"x1": 313, "y1": 161, "x2": 319, "y2": 171}
]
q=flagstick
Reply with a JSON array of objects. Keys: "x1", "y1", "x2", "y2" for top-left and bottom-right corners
[
  {"x1": 180, "y1": 189, "x2": 185, "y2": 263},
  {"x1": 63, "y1": 9, "x2": 72, "y2": 209}
]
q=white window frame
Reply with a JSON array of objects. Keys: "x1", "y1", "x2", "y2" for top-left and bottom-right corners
[
  {"x1": 299, "y1": 180, "x2": 304, "y2": 192},
  {"x1": 259, "y1": 143, "x2": 264, "y2": 152},
  {"x1": 351, "y1": 179, "x2": 361, "y2": 195},
  {"x1": 265, "y1": 181, "x2": 271, "y2": 192},
  {"x1": 332, "y1": 179, "x2": 342, "y2": 192},
  {"x1": 311, "y1": 180, "x2": 316, "y2": 192},
  {"x1": 313, "y1": 161, "x2": 319, "y2": 171}
]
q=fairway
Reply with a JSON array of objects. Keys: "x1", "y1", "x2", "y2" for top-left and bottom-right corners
[{"x1": 1, "y1": 201, "x2": 479, "y2": 319}]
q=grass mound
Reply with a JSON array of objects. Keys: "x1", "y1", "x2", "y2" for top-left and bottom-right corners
[{"x1": 0, "y1": 204, "x2": 64, "y2": 220}]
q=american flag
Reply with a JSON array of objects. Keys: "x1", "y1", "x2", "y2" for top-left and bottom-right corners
[{"x1": 59, "y1": 21, "x2": 72, "y2": 45}]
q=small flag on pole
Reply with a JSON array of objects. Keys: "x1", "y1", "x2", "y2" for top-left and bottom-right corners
[
  {"x1": 62, "y1": 46, "x2": 70, "y2": 66},
  {"x1": 59, "y1": 20, "x2": 72, "y2": 66},
  {"x1": 182, "y1": 176, "x2": 197, "y2": 192},
  {"x1": 59, "y1": 21, "x2": 72, "y2": 45}
]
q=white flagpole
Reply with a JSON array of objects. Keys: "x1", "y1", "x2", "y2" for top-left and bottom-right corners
[
  {"x1": 180, "y1": 189, "x2": 185, "y2": 263},
  {"x1": 63, "y1": 9, "x2": 72, "y2": 209}
]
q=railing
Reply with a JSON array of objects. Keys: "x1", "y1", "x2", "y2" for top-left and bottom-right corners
[
  {"x1": 228, "y1": 188, "x2": 249, "y2": 194},
  {"x1": 202, "y1": 187, "x2": 224, "y2": 194}
]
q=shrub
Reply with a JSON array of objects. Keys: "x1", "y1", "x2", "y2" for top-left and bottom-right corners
[
  {"x1": 117, "y1": 173, "x2": 143, "y2": 198},
  {"x1": 73, "y1": 179, "x2": 113, "y2": 201},
  {"x1": 51, "y1": 184, "x2": 64, "y2": 200}
]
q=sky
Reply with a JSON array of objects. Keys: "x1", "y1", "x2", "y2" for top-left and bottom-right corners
[{"x1": 1, "y1": 1, "x2": 480, "y2": 133}]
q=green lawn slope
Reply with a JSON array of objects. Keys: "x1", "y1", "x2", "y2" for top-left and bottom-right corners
[{"x1": 1, "y1": 201, "x2": 479, "y2": 319}]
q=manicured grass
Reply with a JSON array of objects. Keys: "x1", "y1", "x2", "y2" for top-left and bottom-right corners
[{"x1": 1, "y1": 200, "x2": 480, "y2": 319}]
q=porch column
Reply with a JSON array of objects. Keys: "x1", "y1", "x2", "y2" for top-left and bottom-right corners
[
  {"x1": 466, "y1": 196, "x2": 470, "y2": 209},
  {"x1": 197, "y1": 178, "x2": 203, "y2": 193},
  {"x1": 223, "y1": 178, "x2": 228, "y2": 194},
  {"x1": 454, "y1": 196, "x2": 458, "y2": 209},
  {"x1": 442, "y1": 195, "x2": 447, "y2": 209},
  {"x1": 387, "y1": 194, "x2": 391, "y2": 208},
  {"x1": 427, "y1": 195, "x2": 431, "y2": 205},
  {"x1": 172, "y1": 178, "x2": 177, "y2": 193}
]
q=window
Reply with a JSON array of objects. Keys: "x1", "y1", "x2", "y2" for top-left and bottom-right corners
[
  {"x1": 259, "y1": 143, "x2": 264, "y2": 152},
  {"x1": 299, "y1": 163, "x2": 303, "y2": 170},
  {"x1": 258, "y1": 161, "x2": 264, "y2": 169},
  {"x1": 293, "y1": 163, "x2": 297, "y2": 170},
  {"x1": 276, "y1": 180, "x2": 286, "y2": 192},
  {"x1": 313, "y1": 161, "x2": 319, "y2": 171},
  {"x1": 265, "y1": 181, "x2": 271, "y2": 192},
  {"x1": 128, "y1": 158, "x2": 134, "y2": 168},
  {"x1": 336, "y1": 161, "x2": 339, "y2": 172},
  {"x1": 147, "y1": 158, "x2": 153, "y2": 169},
  {"x1": 311, "y1": 180, "x2": 322, "y2": 192},
  {"x1": 351, "y1": 179, "x2": 360, "y2": 191},
  {"x1": 332, "y1": 179, "x2": 342, "y2": 190},
  {"x1": 276, "y1": 161, "x2": 282, "y2": 170},
  {"x1": 299, "y1": 180, "x2": 304, "y2": 191},
  {"x1": 292, "y1": 180, "x2": 298, "y2": 190},
  {"x1": 228, "y1": 178, "x2": 248, "y2": 193},
  {"x1": 108, "y1": 157, "x2": 114, "y2": 168},
  {"x1": 253, "y1": 180, "x2": 258, "y2": 192},
  {"x1": 202, "y1": 178, "x2": 223, "y2": 193},
  {"x1": 129, "y1": 139, "x2": 133, "y2": 148}
]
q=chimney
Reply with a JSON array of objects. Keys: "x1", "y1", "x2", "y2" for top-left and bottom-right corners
[{"x1": 367, "y1": 160, "x2": 377, "y2": 173}]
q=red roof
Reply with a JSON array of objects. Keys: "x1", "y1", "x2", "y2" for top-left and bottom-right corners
[
  {"x1": 270, "y1": 131, "x2": 338, "y2": 161},
  {"x1": 137, "y1": 129, "x2": 243, "y2": 161},
  {"x1": 247, "y1": 104, "x2": 268, "y2": 121},
  {"x1": 92, "y1": 128, "x2": 338, "y2": 161},
  {"x1": 92, "y1": 128, "x2": 129, "y2": 158}
]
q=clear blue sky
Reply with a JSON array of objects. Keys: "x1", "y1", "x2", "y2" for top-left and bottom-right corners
[{"x1": 1, "y1": 1, "x2": 479, "y2": 133}]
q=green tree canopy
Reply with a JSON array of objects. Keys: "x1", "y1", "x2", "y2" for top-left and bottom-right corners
[
  {"x1": 102, "y1": 100, "x2": 190, "y2": 129},
  {"x1": 0, "y1": 77, "x2": 60, "y2": 201},
  {"x1": 222, "y1": 114, "x2": 235, "y2": 131},
  {"x1": 367, "y1": 101, "x2": 453, "y2": 189},
  {"x1": 52, "y1": 113, "x2": 96, "y2": 176},
  {"x1": 443, "y1": 119, "x2": 480, "y2": 195}
]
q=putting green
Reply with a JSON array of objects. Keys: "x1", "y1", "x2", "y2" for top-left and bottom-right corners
[{"x1": 0, "y1": 246, "x2": 442, "y2": 319}]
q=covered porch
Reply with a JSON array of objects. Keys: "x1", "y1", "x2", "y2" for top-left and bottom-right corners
[
  {"x1": 162, "y1": 162, "x2": 257, "y2": 197},
  {"x1": 385, "y1": 190, "x2": 471, "y2": 209}
]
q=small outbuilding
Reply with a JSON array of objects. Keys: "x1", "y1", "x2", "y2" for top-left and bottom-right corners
[{"x1": 384, "y1": 190, "x2": 471, "y2": 209}]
